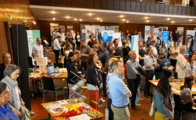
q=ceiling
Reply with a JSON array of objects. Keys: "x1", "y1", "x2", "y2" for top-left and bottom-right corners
[{"x1": 30, "y1": 5, "x2": 196, "y2": 25}]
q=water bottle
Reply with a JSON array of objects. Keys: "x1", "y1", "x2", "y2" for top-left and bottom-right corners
[
  {"x1": 57, "y1": 67, "x2": 59, "y2": 73},
  {"x1": 153, "y1": 75, "x2": 156, "y2": 81}
]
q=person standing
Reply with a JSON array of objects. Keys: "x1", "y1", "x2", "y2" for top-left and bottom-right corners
[
  {"x1": 52, "y1": 28, "x2": 59, "y2": 44},
  {"x1": 59, "y1": 29, "x2": 65, "y2": 43},
  {"x1": 159, "y1": 40, "x2": 168, "y2": 55},
  {"x1": 109, "y1": 60, "x2": 132, "y2": 120},
  {"x1": 169, "y1": 42, "x2": 179, "y2": 71},
  {"x1": 53, "y1": 36, "x2": 61, "y2": 63},
  {"x1": 126, "y1": 50, "x2": 141, "y2": 109},
  {"x1": 150, "y1": 40, "x2": 158, "y2": 58},
  {"x1": 86, "y1": 53, "x2": 103, "y2": 110},
  {"x1": 168, "y1": 37, "x2": 174, "y2": 49},
  {"x1": 106, "y1": 40, "x2": 113, "y2": 52},
  {"x1": 95, "y1": 28, "x2": 102, "y2": 43},
  {"x1": 80, "y1": 39, "x2": 92, "y2": 70},
  {"x1": 88, "y1": 35, "x2": 94, "y2": 48},
  {"x1": 75, "y1": 32, "x2": 81, "y2": 50},
  {"x1": 173, "y1": 30, "x2": 179, "y2": 42},
  {"x1": 186, "y1": 53, "x2": 196, "y2": 79},
  {"x1": 189, "y1": 0, "x2": 195, "y2": 7},
  {"x1": 176, "y1": 45, "x2": 187, "y2": 78},
  {"x1": 121, "y1": 32, "x2": 125, "y2": 42},
  {"x1": 32, "y1": 38, "x2": 44, "y2": 66},
  {"x1": 139, "y1": 41, "x2": 146, "y2": 90},
  {"x1": 66, "y1": 29, "x2": 73, "y2": 39},
  {"x1": 144, "y1": 47, "x2": 157, "y2": 98},
  {"x1": 99, "y1": 41, "x2": 110, "y2": 97},
  {"x1": 110, "y1": 39, "x2": 122, "y2": 58},
  {"x1": 153, "y1": 68, "x2": 175, "y2": 120},
  {"x1": 0, "y1": 53, "x2": 11, "y2": 81},
  {"x1": 122, "y1": 41, "x2": 131, "y2": 64}
]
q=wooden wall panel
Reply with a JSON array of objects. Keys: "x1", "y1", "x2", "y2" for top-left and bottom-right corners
[
  {"x1": 120, "y1": 0, "x2": 126, "y2": 11},
  {"x1": 0, "y1": 0, "x2": 36, "y2": 63},
  {"x1": 101, "y1": 0, "x2": 108, "y2": 9},
  {"x1": 94, "y1": 0, "x2": 101, "y2": 9},
  {"x1": 165, "y1": 5, "x2": 169, "y2": 14},
  {"x1": 114, "y1": 0, "x2": 120, "y2": 10},
  {"x1": 146, "y1": 2, "x2": 151, "y2": 13},
  {"x1": 177, "y1": 6, "x2": 182, "y2": 15},
  {"x1": 150, "y1": 3, "x2": 155, "y2": 13},
  {"x1": 159, "y1": 4, "x2": 165, "y2": 14},
  {"x1": 108, "y1": 0, "x2": 114, "y2": 9},
  {"x1": 182, "y1": 7, "x2": 187, "y2": 15},
  {"x1": 187, "y1": 7, "x2": 192, "y2": 15},
  {"x1": 136, "y1": 2, "x2": 141, "y2": 12},
  {"x1": 169, "y1": 5, "x2": 174, "y2": 14},
  {"x1": 141, "y1": 2, "x2": 146, "y2": 12},
  {"x1": 155, "y1": 4, "x2": 160, "y2": 13},
  {"x1": 126, "y1": 0, "x2": 131, "y2": 11},
  {"x1": 86, "y1": 0, "x2": 93, "y2": 8}
]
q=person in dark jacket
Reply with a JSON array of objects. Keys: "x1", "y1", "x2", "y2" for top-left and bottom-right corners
[
  {"x1": 189, "y1": 0, "x2": 195, "y2": 7},
  {"x1": 66, "y1": 52, "x2": 85, "y2": 98},
  {"x1": 155, "y1": 54, "x2": 166, "y2": 72},
  {"x1": 122, "y1": 41, "x2": 131, "y2": 64},
  {"x1": 173, "y1": 30, "x2": 179, "y2": 42},
  {"x1": 87, "y1": 53, "x2": 103, "y2": 110},
  {"x1": 75, "y1": 32, "x2": 81, "y2": 50}
]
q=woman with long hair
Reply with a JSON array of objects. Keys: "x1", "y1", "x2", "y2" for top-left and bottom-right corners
[
  {"x1": 153, "y1": 68, "x2": 175, "y2": 120},
  {"x1": 86, "y1": 53, "x2": 103, "y2": 110},
  {"x1": 169, "y1": 41, "x2": 179, "y2": 71},
  {"x1": 180, "y1": 77, "x2": 196, "y2": 113},
  {"x1": 159, "y1": 40, "x2": 168, "y2": 55},
  {"x1": 186, "y1": 53, "x2": 196, "y2": 79}
]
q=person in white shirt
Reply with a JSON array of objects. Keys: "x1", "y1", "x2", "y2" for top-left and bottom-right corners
[
  {"x1": 168, "y1": 37, "x2": 174, "y2": 48},
  {"x1": 176, "y1": 45, "x2": 187, "y2": 78},
  {"x1": 159, "y1": 40, "x2": 168, "y2": 55},
  {"x1": 59, "y1": 29, "x2": 65, "y2": 43},
  {"x1": 150, "y1": 40, "x2": 158, "y2": 58},
  {"x1": 53, "y1": 36, "x2": 61, "y2": 63},
  {"x1": 32, "y1": 38, "x2": 44, "y2": 66},
  {"x1": 52, "y1": 28, "x2": 59, "y2": 44},
  {"x1": 169, "y1": 42, "x2": 179, "y2": 71},
  {"x1": 75, "y1": 32, "x2": 81, "y2": 50}
]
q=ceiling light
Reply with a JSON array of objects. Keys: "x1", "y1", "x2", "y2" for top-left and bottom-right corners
[
  {"x1": 66, "y1": 16, "x2": 70, "y2": 19},
  {"x1": 189, "y1": 19, "x2": 193, "y2": 21},
  {"x1": 126, "y1": 21, "x2": 129, "y2": 23},
  {"x1": 144, "y1": 17, "x2": 148, "y2": 19},
  {"x1": 122, "y1": 19, "x2": 125, "y2": 22},
  {"x1": 96, "y1": 18, "x2": 100, "y2": 20},
  {"x1": 79, "y1": 19, "x2": 82, "y2": 21},
  {"x1": 100, "y1": 19, "x2": 102, "y2": 22},
  {"x1": 120, "y1": 15, "x2": 123, "y2": 18},
  {"x1": 74, "y1": 18, "x2": 77, "y2": 21},
  {"x1": 146, "y1": 20, "x2": 149, "y2": 23},
  {"x1": 167, "y1": 18, "x2": 170, "y2": 20},
  {"x1": 53, "y1": 18, "x2": 55, "y2": 20},
  {"x1": 51, "y1": 11, "x2": 56, "y2": 14},
  {"x1": 88, "y1": 13, "x2": 92, "y2": 16},
  {"x1": 171, "y1": 21, "x2": 175, "y2": 23}
]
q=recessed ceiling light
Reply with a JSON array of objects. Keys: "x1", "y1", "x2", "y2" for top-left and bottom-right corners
[
  {"x1": 100, "y1": 19, "x2": 102, "y2": 22},
  {"x1": 120, "y1": 15, "x2": 123, "y2": 18},
  {"x1": 167, "y1": 18, "x2": 170, "y2": 20},
  {"x1": 74, "y1": 18, "x2": 77, "y2": 21},
  {"x1": 122, "y1": 19, "x2": 125, "y2": 22},
  {"x1": 189, "y1": 19, "x2": 193, "y2": 21},
  {"x1": 51, "y1": 11, "x2": 56, "y2": 14},
  {"x1": 126, "y1": 21, "x2": 129, "y2": 23},
  {"x1": 79, "y1": 19, "x2": 82, "y2": 21},
  {"x1": 88, "y1": 13, "x2": 92, "y2": 16},
  {"x1": 144, "y1": 17, "x2": 148, "y2": 19},
  {"x1": 53, "y1": 18, "x2": 55, "y2": 20},
  {"x1": 171, "y1": 21, "x2": 175, "y2": 23},
  {"x1": 146, "y1": 20, "x2": 149, "y2": 23},
  {"x1": 96, "y1": 18, "x2": 100, "y2": 20},
  {"x1": 66, "y1": 16, "x2": 70, "y2": 19}
]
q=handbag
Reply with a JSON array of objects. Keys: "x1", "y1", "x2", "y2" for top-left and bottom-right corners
[{"x1": 20, "y1": 106, "x2": 31, "y2": 120}]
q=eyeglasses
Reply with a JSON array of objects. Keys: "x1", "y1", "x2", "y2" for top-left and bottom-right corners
[{"x1": 12, "y1": 72, "x2": 20, "y2": 76}]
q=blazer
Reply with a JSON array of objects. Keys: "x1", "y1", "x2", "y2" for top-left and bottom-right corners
[
  {"x1": 66, "y1": 61, "x2": 85, "y2": 84},
  {"x1": 153, "y1": 89, "x2": 175, "y2": 118},
  {"x1": 86, "y1": 65, "x2": 102, "y2": 88},
  {"x1": 176, "y1": 54, "x2": 187, "y2": 78},
  {"x1": 96, "y1": 32, "x2": 102, "y2": 42}
]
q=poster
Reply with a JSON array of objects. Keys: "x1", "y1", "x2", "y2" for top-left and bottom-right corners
[
  {"x1": 131, "y1": 35, "x2": 139, "y2": 62},
  {"x1": 177, "y1": 27, "x2": 184, "y2": 47},
  {"x1": 67, "y1": 25, "x2": 73, "y2": 30},
  {"x1": 159, "y1": 26, "x2": 168, "y2": 31},
  {"x1": 50, "y1": 23, "x2": 59, "y2": 36},
  {"x1": 111, "y1": 25, "x2": 119, "y2": 32},
  {"x1": 101, "y1": 30, "x2": 114, "y2": 43},
  {"x1": 85, "y1": 25, "x2": 95, "y2": 43},
  {"x1": 95, "y1": 26, "x2": 105, "y2": 33},
  {"x1": 161, "y1": 31, "x2": 169, "y2": 63},
  {"x1": 186, "y1": 30, "x2": 195, "y2": 47},
  {"x1": 59, "y1": 25, "x2": 65, "y2": 33},
  {"x1": 105, "y1": 26, "x2": 116, "y2": 31},
  {"x1": 144, "y1": 26, "x2": 154, "y2": 42}
]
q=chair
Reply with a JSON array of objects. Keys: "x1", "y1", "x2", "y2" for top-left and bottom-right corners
[
  {"x1": 154, "y1": 72, "x2": 161, "y2": 79},
  {"x1": 174, "y1": 72, "x2": 178, "y2": 79},
  {"x1": 42, "y1": 77, "x2": 65, "y2": 103},
  {"x1": 54, "y1": 63, "x2": 63, "y2": 68}
]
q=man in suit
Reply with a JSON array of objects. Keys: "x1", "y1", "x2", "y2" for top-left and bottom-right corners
[{"x1": 95, "y1": 28, "x2": 102, "y2": 43}]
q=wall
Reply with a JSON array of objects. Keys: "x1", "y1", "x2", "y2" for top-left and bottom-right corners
[
  {"x1": 0, "y1": 0, "x2": 35, "y2": 63},
  {"x1": 38, "y1": 20, "x2": 196, "y2": 45}
]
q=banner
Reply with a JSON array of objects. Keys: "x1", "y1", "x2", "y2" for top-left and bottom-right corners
[
  {"x1": 50, "y1": 23, "x2": 59, "y2": 36},
  {"x1": 177, "y1": 27, "x2": 184, "y2": 47},
  {"x1": 193, "y1": 32, "x2": 196, "y2": 51},
  {"x1": 144, "y1": 26, "x2": 154, "y2": 42},
  {"x1": 186, "y1": 30, "x2": 195, "y2": 47},
  {"x1": 131, "y1": 35, "x2": 139, "y2": 62},
  {"x1": 85, "y1": 25, "x2": 95, "y2": 43},
  {"x1": 101, "y1": 30, "x2": 114, "y2": 43},
  {"x1": 161, "y1": 31, "x2": 169, "y2": 63}
]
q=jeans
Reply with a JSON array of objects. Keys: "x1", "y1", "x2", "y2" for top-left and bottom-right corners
[
  {"x1": 144, "y1": 70, "x2": 154, "y2": 96},
  {"x1": 54, "y1": 50, "x2": 60, "y2": 63},
  {"x1": 101, "y1": 73, "x2": 107, "y2": 95},
  {"x1": 108, "y1": 98, "x2": 114, "y2": 120},
  {"x1": 127, "y1": 79, "x2": 139, "y2": 107}
]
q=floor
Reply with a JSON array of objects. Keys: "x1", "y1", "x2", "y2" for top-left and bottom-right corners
[{"x1": 30, "y1": 87, "x2": 153, "y2": 120}]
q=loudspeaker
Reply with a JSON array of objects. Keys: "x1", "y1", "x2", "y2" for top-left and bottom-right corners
[{"x1": 10, "y1": 24, "x2": 31, "y2": 110}]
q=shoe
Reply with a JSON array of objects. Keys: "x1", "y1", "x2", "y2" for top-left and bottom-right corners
[
  {"x1": 30, "y1": 111, "x2": 36, "y2": 116},
  {"x1": 103, "y1": 94, "x2": 107, "y2": 97},
  {"x1": 144, "y1": 94, "x2": 149, "y2": 98},
  {"x1": 100, "y1": 98, "x2": 105, "y2": 103},
  {"x1": 131, "y1": 106, "x2": 141, "y2": 110}
]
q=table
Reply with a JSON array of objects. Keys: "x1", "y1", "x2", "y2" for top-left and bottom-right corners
[
  {"x1": 41, "y1": 98, "x2": 105, "y2": 120},
  {"x1": 149, "y1": 79, "x2": 196, "y2": 102}
]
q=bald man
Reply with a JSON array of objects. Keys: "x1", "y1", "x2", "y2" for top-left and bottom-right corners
[
  {"x1": 0, "y1": 53, "x2": 11, "y2": 81},
  {"x1": 32, "y1": 38, "x2": 44, "y2": 66}
]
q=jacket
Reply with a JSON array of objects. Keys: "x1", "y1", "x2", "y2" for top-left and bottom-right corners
[
  {"x1": 1, "y1": 76, "x2": 21, "y2": 110},
  {"x1": 66, "y1": 61, "x2": 85, "y2": 84},
  {"x1": 153, "y1": 89, "x2": 175, "y2": 118},
  {"x1": 86, "y1": 65, "x2": 102, "y2": 88},
  {"x1": 176, "y1": 54, "x2": 187, "y2": 78}
]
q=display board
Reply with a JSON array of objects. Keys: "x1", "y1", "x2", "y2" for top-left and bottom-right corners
[
  {"x1": 50, "y1": 23, "x2": 59, "y2": 36},
  {"x1": 177, "y1": 27, "x2": 184, "y2": 47},
  {"x1": 144, "y1": 26, "x2": 154, "y2": 42},
  {"x1": 131, "y1": 35, "x2": 139, "y2": 62},
  {"x1": 101, "y1": 30, "x2": 114, "y2": 43},
  {"x1": 26, "y1": 30, "x2": 41, "y2": 57},
  {"x1": 85, "y1": 25, "x2": 96, "y2": 43},
  {"x1": 186, "y1": 30, "x2": 195, "y2": 47},
  {"x1": 161, "y1": 31, "x2": 169, "y2": 63}
]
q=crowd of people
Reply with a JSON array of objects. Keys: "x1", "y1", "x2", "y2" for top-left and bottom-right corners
[{"x1": 1, "y1": 28, "x2": 196, "y2": 120}]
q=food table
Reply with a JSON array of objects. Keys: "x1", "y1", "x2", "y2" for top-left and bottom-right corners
[{"x1": 41, "y1": 98, "x2": 105, "y2": 120}]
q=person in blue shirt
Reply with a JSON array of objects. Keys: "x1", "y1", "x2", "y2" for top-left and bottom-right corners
[
  {"x1": 121, "y1": 32, "x2": 125, "y2": 42},
  {"x1": 0, "y1": 82, "x2": 19, "y2": 120},
  {"x1": 109, "y1": 60, "x2": 132, "y2": 120}
]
